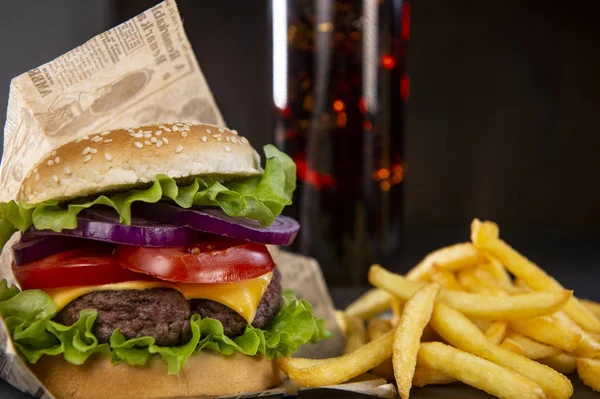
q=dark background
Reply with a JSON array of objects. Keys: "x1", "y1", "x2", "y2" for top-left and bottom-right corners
[{"x1": 2, "y1": 0, "x2": 600, "y2": 230}]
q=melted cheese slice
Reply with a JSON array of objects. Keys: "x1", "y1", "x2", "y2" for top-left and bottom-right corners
[{"x1": 44, "y1": 272, "x2": 273, "y2": 324}]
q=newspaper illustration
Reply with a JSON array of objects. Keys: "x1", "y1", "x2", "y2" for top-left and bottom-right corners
[{"x1": 0, "y1": 1, "x2": 391, "y2": 398}]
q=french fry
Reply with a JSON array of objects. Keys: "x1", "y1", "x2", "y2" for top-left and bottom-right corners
[
  {"x1": 581, "y1": 298, "x2": 600, "y2": 319},
  {"x1": 368, "y1": 318, "x2": 393, "y2": 341},
  {"x1": 405, "y1": 243, "x2": 485, "y2": 282},
  {"x1": 343, "y1": 313, "x2": 368, "y2": 354},
  {"x1": 276, "y1": 331, "x2": 394, "y2": 387},
  {"x1": 504, "y1": 332, "x2": 561, "y2": 359},
  {"x1": 393, "y1": 284, "x2": 440, "y2": 399},
  {"x1": 577, "y1": 358, "x2": 600, "y2": 392},
  {"x1": 510, "y1": 316, "x2": 582, "y2": 353},
  {"x1": 553, "y1": 311, "x2": 600, "y2": 358},
  {"x1": 390, "y1": 298, "x2": 403, "y2": 326},
  {"x1": 417, "y1": 342, "x2": 545, "y2": 399},
  {"x1": 471, "y1": 218, "x2": 600, "y2": 333},
  {"x1": 412, "y1": 365, "x2": 455, "y2": 387},
  {"x1": 473, "y1": 319, "x2": 492, "y2": 332},
  {"x1": 345, "y1": 288, "x2": 393, "y2": 320},
  {"x1": 430, "y1": 302, "x2": 573, "y2": 399},
  {"x1": 538, "y1": 353, "x2": 577, "y2": 374},
  {"x1": 335, "y1": 310, "x2": 347, "y2": 335},
  {"x1": 370, "y1": 265, "x2": 571, "y2": 321},
  {"x1": 429, "y1": 266, "x2": 463, "y2": 290},
  {"x1": 440, "y1": 289, "x2": 571, "y2": 321},
  {"x1": 458, "y1": 267, "x2": 508, "y2": 296},
  {"x1": 485, "y1": 322, "x2": 508, "y2": 346},
  {"x1": 366, "y1": 319, "x2": 395, "y2": 380},
  {"x1": 480, "y1": 254, "x2": 518, "y2": 293},
  {"x1": 500, "y1": 338, "x2": 525, "y2": 356}
]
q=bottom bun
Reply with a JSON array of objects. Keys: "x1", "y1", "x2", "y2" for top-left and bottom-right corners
[{"x1": 29, "y1": 352, "x2": 283, "y2": 399}]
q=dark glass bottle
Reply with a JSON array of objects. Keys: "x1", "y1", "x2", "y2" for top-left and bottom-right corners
[{"x1": 272, "y1": 0, "x2": 409, "y2": 285}]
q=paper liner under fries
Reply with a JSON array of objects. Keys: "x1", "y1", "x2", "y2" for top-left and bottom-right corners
[{"x1": 0, "y1": 1, "x2": 392, "y2": 398}]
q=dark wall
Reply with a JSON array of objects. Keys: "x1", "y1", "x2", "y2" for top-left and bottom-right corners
[
  {"x1": 405, "y1": 0, "x2": 600, "y2": 228},
  {"x1": 1, "y1": 0, "x2": 599, "y2": 228}
]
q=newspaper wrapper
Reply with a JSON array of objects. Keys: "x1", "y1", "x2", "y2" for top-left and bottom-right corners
[{"x1": 0, "y1": 1, "x2": 394, "y2": 398}]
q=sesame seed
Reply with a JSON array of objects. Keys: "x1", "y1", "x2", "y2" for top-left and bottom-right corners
[
  {"x1": 176, "y1": 145, "x2": 184, "y2": 153},
  {"x1": 231, "y1": 136, "x2": 238, "y2": 143},
  {"x1": 126, "y1": 129, "x2": 135, "y2": 133},
  {"x1": 164, "y1": 128, "x2": 171, "y2": 132},
  {"x1": 172, "y1": 126, "x2": 179, "y2": 132},
  {"x1": 181, "y1": 132, "x2": 188, "y2": 138},
  {"x1": 138, "y1": 130, "x2": 144, "y2": 135},
  {"x1": 205, "y1": 129, "x2": 212, "y2": 134},
  {"x1": 162, "y1": 137, "x2": 170, "y2": 144},
  {"x1": 201, "y1": 136, "x2": 208, "y2": 142},
  {"x1": 144, "y1": 133, "x2": 152, "y2": 138},
  {"x1": 225, "y1": 137, "x2": 231, "y2": 142},
  {"x1": 241, "y1": 137, "x2": 249, "y2": 144},
  {"x1": 143, "y1": 130, "x2": 153, "y2": 134},
  {"x1": 90, "y1": 148, "x2": 98, "y2": 154},
  {"x1": 83, "y1": 147, "x2": 91, "y2": 155},
  {"x1": 53, "y1": 175, "x2": 59, "y2": 183},
  {"x1": 100, "y1": 131, "x2": 110, "y2": 136},
  {"x1": 156, "y1": 140, "x2": 163, "y2": 148},
  {"x1": 218, "y1": 128, "x2": 224, "y2": 133},
  {"x1": 144, "y1": 140, "x2": 151, "y2": 146},
  {"x1": 159, "y1": 125, "x2": 166, "y2": 129},
  {"x1": 213, "y1": 134, "x2": 222, "y2": 138},
  {"x1": 51, "y1": 151, "x2": 57, "y2": 156},
  {"x1": 232, "y1": 130, "x2": 238, "y2": 135},
  {"x1": 176, "y1": 123, "x2": 184, "y2": 126},
  {"x1": 34, "y1": 168, "x2": 38, "y2": 173},
  {"x1": 150, "y1": 137, "x2": 157, "y2": 143},
  {"x1": 105, "y1": 153, "x2": 112, "y2": 161},
  {"x1": 217, "y1": 138, "x2": 223, "y2": 141},
  {"x1": 134, "y1": 142, "x2": 143, "y2": 149},
  {"x1": 64, "y1": 168, "x2": 72, "y2": 175},
  {"x1": 183, "y1": 125, "x2": 190, "y2": 131},
  {"x1": 47, "y1": 160, "x2": 55, "y2": 166},
  {"x1": 35, "y1": 173, "x2": 40, "y2": 182},
  {"x1": 55, "y1": 157, "x2": 60, "y2": 164},
  {"x1": 155, "y1": 131, "x2": 162, "y2": 136},
  {"x1": 225, "y1": 146, "x2": 232, "y2": 152},
  {"x1": 92, "y1": 136, "x2": 102, "y2": 142},
  {"x1": 83, "y1": 155, "x2": 92, "y2": 163},
  {"x1": 104, "y1": 139, "x2": 113, "y2": 143}
]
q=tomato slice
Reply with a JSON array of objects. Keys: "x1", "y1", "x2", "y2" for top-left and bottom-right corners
[
  {"x1": 114, "y1": 240, "x2": 275, "y2": 283},
  {"x1": 12, "y1": 249, "x2": 153, "y2": 290}
]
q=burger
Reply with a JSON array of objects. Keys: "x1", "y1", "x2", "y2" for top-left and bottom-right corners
[{"x1": 0, "y1": 123, "x2": 329, "y2": 399}]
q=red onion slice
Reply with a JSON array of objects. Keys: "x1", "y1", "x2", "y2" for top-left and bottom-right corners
[
  {"x1": 132, "y1": 203, "x2": 299, "y2": 246},
  {"x1": 25, "y1": 208, "x2": 205, "y2": 248}
]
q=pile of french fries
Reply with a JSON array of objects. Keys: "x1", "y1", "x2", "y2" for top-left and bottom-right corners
[{"x1": 277, "y1": 219, "x2": 600, "y2": 399}]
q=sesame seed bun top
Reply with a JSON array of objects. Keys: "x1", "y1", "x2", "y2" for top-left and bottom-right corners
[{"x1": 18, "y1": 122, "x2": 263, "y2": 204}]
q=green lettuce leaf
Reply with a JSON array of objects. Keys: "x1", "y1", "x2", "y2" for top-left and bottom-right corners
[
  {"x1": 0, "y1": 145, "x2": 296, "y2": 251},
  {"x1": 0, "y1": 282, "x2": 329, "y2": 375}
]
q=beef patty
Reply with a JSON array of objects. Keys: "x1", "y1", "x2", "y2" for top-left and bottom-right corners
[
  {"x1": 190, "y1": 268, "x2": 282, "y2": 336},
  {"x1": 54, "y1": 268, "x2": 282, "y2": 344},
  {"x1": 54, "y1": 288, "x2": 191, "y2": 346}
]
